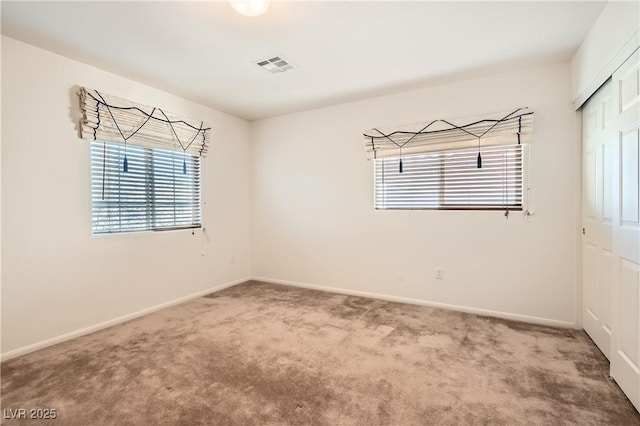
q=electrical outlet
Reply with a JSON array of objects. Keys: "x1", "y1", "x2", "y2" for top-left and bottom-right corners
[
  {"x1": 435, "y1": 268, "x2": 444, "y2": 280},
  {"x1": 231, "y1": 255, "x2": 236, "y2": 264}
]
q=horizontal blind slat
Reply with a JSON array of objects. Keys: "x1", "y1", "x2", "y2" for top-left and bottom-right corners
[
  {"x1": 375, "y1": 144, "x2": 523, "y2": 210},
  {"x1": 91, "y1": 140, "x2": 202, "y2": 234}
]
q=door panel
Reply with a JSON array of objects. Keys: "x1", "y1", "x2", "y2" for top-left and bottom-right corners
[
  {"x1": 582, "y1": 78, "x2": 614, "y2": 358},
  {"x1": 614, "y1": 259, "x2": 640, "y2": 408},
  {"x1": 603, "y1": 142, "x2": 613, "y2": 226},
  {"x1": 609, "y1": 49, "x2": 640, "y2": 412},
  {"x1": 620, "y1": 260, "x2": 639, "y2": 367},
  {"x1": 619, "y1": 61, "x2": 640, "y2": 113},
  {"x1": 584, "y1": 243, "x2": 599, "y2": 324},
  {"x1": 601, "y1": 249, "x2": 613, "y2": 338},
  {"x1": 621, "y1": 127, "x2": 639, "y2": 224}
]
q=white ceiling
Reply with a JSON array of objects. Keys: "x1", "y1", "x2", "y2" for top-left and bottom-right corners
[{"x1": 1, "y1": 1, "x2": 605, "y2": 121}]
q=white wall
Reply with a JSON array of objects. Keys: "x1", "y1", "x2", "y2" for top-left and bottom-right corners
[
  {"x1": 571, "y1": 1, "x2": 639, "y2": 107},
  {"x1": 0, "y1": 35, "x2": 584, "y2": 358},
  {"x1": 251, "y1": 61, "x2": 579, "y2": 326},
  {"x1": 1, "y1": 36, "x2": 252, "y2": 356}
]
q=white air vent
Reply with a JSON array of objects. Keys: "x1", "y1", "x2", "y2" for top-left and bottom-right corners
[{"x1": 255, "y1": 55, "x2": 294, "y2": 73}]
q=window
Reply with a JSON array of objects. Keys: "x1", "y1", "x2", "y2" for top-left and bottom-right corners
[
  {"x1": 374, "y1": 144, "x2": 523, "y2": 210},
  {"x1": 91, "y1": 140, "x2": 201, "y2": 234}
]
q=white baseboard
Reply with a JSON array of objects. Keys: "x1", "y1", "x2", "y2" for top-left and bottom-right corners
[
  {"x1": 252, "y1": 276, "x2": 578, "y2": 329},
  {"x1": 2, "y1": 275, "x2": 577, "y2": 362},
  {"x1": 0, "y1": 276, "x2": 250, "y2": 362}
]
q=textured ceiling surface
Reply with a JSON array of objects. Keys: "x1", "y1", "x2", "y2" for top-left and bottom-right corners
[{"x1": 1, "y1": 1, "x2": 605, "y2": 120}]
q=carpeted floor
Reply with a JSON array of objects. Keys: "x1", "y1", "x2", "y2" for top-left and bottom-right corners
[{"x1": 1, "y1": 281, "x2": 639, "y2": 425}]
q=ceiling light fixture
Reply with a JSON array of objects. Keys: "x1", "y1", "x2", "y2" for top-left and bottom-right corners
[{"x1": 229, "y1": 0, "x2": 270, "y2": 17}]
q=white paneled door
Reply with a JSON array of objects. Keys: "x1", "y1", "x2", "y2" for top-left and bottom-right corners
[
  {"x1": 610, "y1": 49, "x2": 640, "y2": 412},
  {"x1": 584, "y1": 49, "x2": 640, "y2": 411},
  {"x1": 582, "y1": 78, "x2": 614, "y2": 359}
]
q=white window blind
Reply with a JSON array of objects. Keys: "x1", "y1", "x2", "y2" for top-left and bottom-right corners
[
  {"x1": 91, "y1": 140, "x2": 201, "y2": 234},
  {"x1": 363, "y1": 108, "x2": 533, "y2": 159},
  {"x1": 375, "y1": 144, "x2": 523, "y2": 210},
  {"x1": 79, "y1": 87, "x2": 210, "y2": 156}
]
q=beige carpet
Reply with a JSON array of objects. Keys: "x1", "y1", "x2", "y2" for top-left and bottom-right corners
[{"x1": 1, "y1": 281, "x2": 638, "y2": 425}]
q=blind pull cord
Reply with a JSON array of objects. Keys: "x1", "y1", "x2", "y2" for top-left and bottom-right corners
[
  {"x1": 477, "y1": 137, "x2": 482, "y2": 169},
  {"x1": 374, "y1": 128, "x2": 403, "y2": 173},
  {"x1": 160, "y1": 111, "x2": 203, "y2": 175},
  {"x1": 183, "y1": 122, "x2": 204, "y2": 174},
  {"x1": 183, "y1": 150, "x2": 187, "y2": 174},
  {"x1": 180, "y1": 125, "x2": 203, "y2": 175},
  {"x1": 396, "y1": 121, "x2": 434, "y2": 173},
  {"x1": 159, "y1": 109, "x2": 186, "y2": 175},
  {"x1": 374, "y1": 124, "x2": 431, "y2": 174},
  {"x1": 95, "y1": 91, "x2": 156, "y2": 173},
  {"x1": 201, "y1": 159, "x2": 207, "y2": 255}
]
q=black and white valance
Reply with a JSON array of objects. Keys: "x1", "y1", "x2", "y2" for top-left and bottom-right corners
[
  {"x1": 78, "y1": 87, "x2": 210, "y2": 157},
  {"x1": 363, "y1": 108, "x2": 533, "y2": 160}
]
